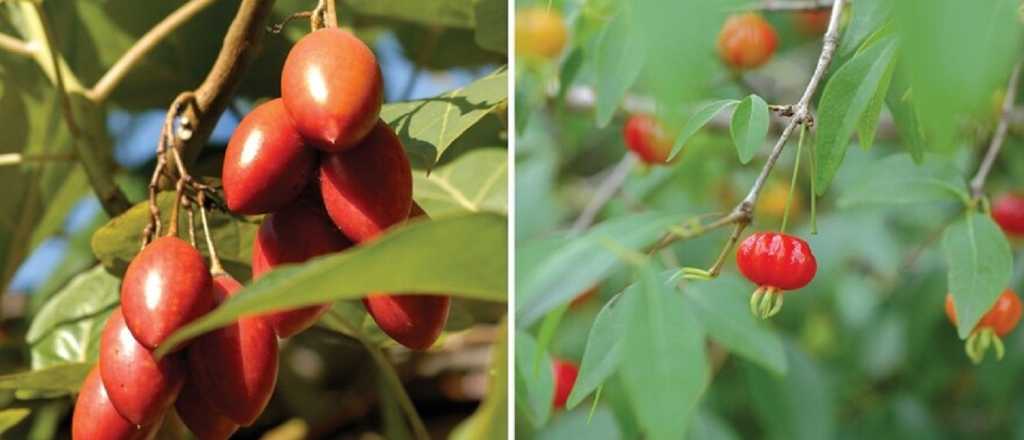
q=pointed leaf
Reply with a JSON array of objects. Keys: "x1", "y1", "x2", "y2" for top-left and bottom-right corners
[
  {"x1": 594, "y1": 12, "x2": 646, "y2": 127},
  {"x1": 729, "y1": 95, "x2": 770, "y2": 164},
  {"x1": 566, "y1": 291, "x2": 634, "y2": 408},
  {"x1": 943, "y1": 213, "x2": 1014, "y2": 339},
  {"x1": 669, "y1": 100, "x2": 739, "y2": 160}
]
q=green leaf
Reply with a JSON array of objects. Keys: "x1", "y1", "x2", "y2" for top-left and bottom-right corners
[
  {"x1": 837, "y1": 154, "x2": 969, "y2": 208},
  {"x1": 856, "y1": 43, "x2": 897, "y2": 151},
  {"x1": 345, "y1": 0, "x2": 475, "y2": 28},
  {"x1": 516, "y1": 212, "x2": 683, "y2": 328},
  {"x1": 669, "y1": 100, "x2": 739, "y2": 161},
  {"x1": 26, "y1": 266, "x2": 118, "y2": 369},
  {"x1": 744, "y1": 343, "x2": 835, "y2": 440},
  {"x1": 450, "y1": 320, "x2": 507, "y2": 440},
  {"x1": 594, "y1": 11, "x2": 645, "y2": 127},
  {"x1": 683, "y1": 274, "x2": 787, "y2": 374},
  {"x1": 381, "y1": 68, "x2": 507, "y2": 169},
  {"x1": 90, "y1": 192, "x2": 258, "y2": 277},
  {"x1": 473, "y1": 0, "x2": 507, "y2": 54},
  {"x1": 157, "y1": 213, "x2": 507, "y2": 355},
  {"x1": 0, "y1": 363, "x2": 91, "y2": 394},
  {"x1": 620, "y1": 263, "x2": 707, "y2": 439},
  {"x1": 729, "y1": 95, "x2": 770, "y2": 164},
  {"x1": 943, "y1": 213, "x2": 1014, "y2": 339},
  {"x1": 566, "y1": 291, "x2": 633, "y2": 408},
  {"x1": 536, "y1": 406, "x2": 622, "y2": 440},
  {"x1": 0, "y1": 408, "x2": 31, "y2": 435},
  {"x1": 837, "y1": 0, "x2": 894, "y2": 58},
  {"x1": 515, "y1": 331, "x2": 554, "y2": 427},
  {"x1": 814, "y1": 37, "x2": 898, "y2": 195},
  {"x1": 414, "y1": 148, "x2": 507, "y2": 216}
]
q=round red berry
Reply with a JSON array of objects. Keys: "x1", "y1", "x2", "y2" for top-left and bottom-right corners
[
  {"x1": 736, "y1": 232, "x2": 817, "y2": 291},
  {"x1": 992, "y1": 193, "x2": 1024, "y2": 236},
  {"x1": 946, "y1": 289, "x2": 1023, "y2": 337},
  {"x1": 623, "y1": 114, "x2": 674, "y2": 165},
  {"x1": 551, "y1": 359, "x2": 579, "y2": 410},
  {"x1": 717, "y1": 13, "x2": 778, "y2": 70}
]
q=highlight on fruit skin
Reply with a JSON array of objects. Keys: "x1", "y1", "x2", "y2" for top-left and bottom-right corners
[
  {"x1": 717, "y1": 12, "x2": 779, "y2": 70},
  {"x1": 992, "y1": 192, "x2": 1024, "y2": 236},
  {"x1": 945, "y1": 289, "x2": 1022, "y2": 364},
  {"x1": 515, "y1": 6, "x2": 568, "y2": 60},
  {"x1": 736, "y1": 231, "x2": 817, "y2": 319}
]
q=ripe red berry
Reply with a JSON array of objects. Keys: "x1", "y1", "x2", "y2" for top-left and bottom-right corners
[
  {"x1": 222, "y1": 98, "x2": 318, "y2": 215},
  {"x1": 362, "y1": 205, "x2": 450, "y2": 350},
  {"x1": 252, "y1": 197, "x2": 352, "y2": 337},
  {"x1": 320, "y1": 121, "x2": 413, "y2": 242},
  {"x1": 99, "y1": 308, "x2": 185, "y2": 426},
  {"x1": 188, "y1": 274, "x2": 278, "y2": 426},
  {"x1": 946, "y1": 289, "x2": 1023, "y2": 337},
  {"x1": 120, "y1": 236, "x2": 213, "y2": 350},
  {"x1": 281, "y1": 28, "x2": 383, "y2": 151},
  {"x1": 72, "y1": 367, "x2": 162, "y2": 440},
  {"x1": 992, "y1": 193, "x2": 1024, "y2": 236},
  {"x1": 717, "y1": 13, "x2": 778, "y2": 70},
  {"x1": 551, "y1": 359, "x2": 579, "y2": 410},
  {"x1": 794, "y1": 10, "x2": 830, "y2": 35},
  {"x1": 175, "y1": 377, "x2": 239, "y2": 440},
  {"x1": 736, "y1": 232, "x2": 817, "y2": 318},
  {"x1": 623, "y1": 114, "x2": 674, "y2": 165}
]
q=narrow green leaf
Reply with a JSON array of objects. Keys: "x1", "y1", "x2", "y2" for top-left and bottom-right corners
[
  {"x1": 943, "y1": 213, "x2": 1014, "y2": 339},
  {"x1": 566, "y1": 292, "x2": 633, "y2": 408},
  {"x1": 158, "y1": 214, "x2": 507, "y2": 356},
  {"x1": 729, "y1": 95, "x2": 770, "y2": 164},
  {"x1": 837, "y1": 154, "x2": 969, "y2": 208},
  {"x1": 857, "y1": 47, "x2": 897, "y2": 150},
  {"x1": 26, "y1": 266, "x2": 118, "y2": 369},
  {"x1": 594, "y1": 12, "x2": 646, "y2": 127},
  {"x1": 0, "y1": 363, "x2": 91, "y2": 394},
  {"x1": 515, "y1": 331, "x2": 554, "y2": 427},
  {"x1": 669, "y1": 100, "x2": 739, "y2": 161},
  {"x1": 0, "y1": 408, "x2": 31, "y2": 435},
  {"x1": 814, "y1": 38, "x2": 898, "y2": 195}
]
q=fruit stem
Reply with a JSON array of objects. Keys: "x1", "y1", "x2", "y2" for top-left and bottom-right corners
[
  {"x1": 781, "y1": 125, "x2": 805, "y2": 233},
  {"x1": 198, "y1": 191, "x2": 226, "y2": 276},
  {"x1": 969, "y1": 59, "x2": 1022, "y2": 200}
]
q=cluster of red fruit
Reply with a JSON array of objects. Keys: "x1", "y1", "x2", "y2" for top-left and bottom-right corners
[{"x1": 72, "y1": 27, "x2": 450, "y2": 440}]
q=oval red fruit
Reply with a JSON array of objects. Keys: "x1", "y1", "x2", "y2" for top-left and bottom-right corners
[
  {"x1": 120, "y1": 236, "x2": 213, "y2": 350},
  {"x1": 281, "y1": 28, "x2": 383, "y2": 151},
  {"x1": 992, "y1": 193, "x2": 1024, "y2": 236},
  {"x1": 623, "y1": 114, "x2": 673, "y2": 165},
  {"x1": 222, "y1": 98, "x2": 317, "y2": 215},
  {"x1": 72, "y1": 367, "x2": 161, "y2": 440},
  {"x1": 175, "y1": 377, "x2": 238, "y2": 440},
  {"x1": 736, "y1": 232, "x2": 817, "y2": 291},
  {"x1": 946, "y1": 289, "x2": 1023, "y2": 336},
  {"x1": 188, "y1": 274, "x2": 278, "y2": 426},
  {"x1": 99, "y1": 308, "x2": 185, "y2": 426},
  {"x1": 551, "y1": 359, "x2": 579, "y2": 410},
  {"x1": 717, "y1": 13, "x2": 778, "y2": 70},
  {"x1": 320, "y1": 121, "x2": 413, "y2": 242},
  {"x1": 253, "y1": 197, "x2": 352, "y2": 337}
]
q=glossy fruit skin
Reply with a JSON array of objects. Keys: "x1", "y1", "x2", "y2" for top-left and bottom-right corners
[
  {"x1": 99, "y1": 308, "x2": 185, "y2": 426},
  {"x1": 993, "y1": 193, "x2": 1024, "y2": 236},
  {"x1": 794, "y1": 10, "x2": 830, "y2": 35},
  {"x1": 945, "y1": 289, "x2": 1023, "y2": 336},
  {"x1": 121, "y1": 236, "x2": 213, "y2": 350},
  {"x1": 188, "y1": 274, "x2": 278, "y2": 426},
  {"x1": 736, "y1": 232, "x2": 817, "y2": 291},
  {"x1": 222, "y1": 98, "x2": 317, "y2": 215},
  {"x1": 320, "y1": 121, "x2": 413, "y2": 242},
  {"x1": 718, "y1": 13, "x2": 778, "y2": 70},
  {"x1": 551, "y1": 359, "x2": 579, "y2": 410},
  {"x1": 362, "y1": 204, "x2": 450, "y2": 350},
  {"x1": 253, "y1": 197, "x2": 353, "y2": 337},
  {"x1": 516, "y1": 7, "x2": 568, "y2": 59},
  {"x1": 281, "y1": 28, "x2": 382, "y2": 151},
  {"x1": 72, "y1": 367, "x2": 161, "y2": 440},
  {"x1": 175, "y1": 377, "x2": 238, "y2": 440},
  {"x1": 623, "y1": 114, "x2": 674, "y2": 165}
]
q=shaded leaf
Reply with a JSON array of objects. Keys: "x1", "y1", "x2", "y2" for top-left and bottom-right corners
[
  {"x1": 414, "y1": 148, "x2": 507, "y2": 216},
  {"x1": 0, "y1": 408, "x2": 31, "y2": 435},
  {"x1": 943, "y1": 213, "x2": 1014, "y2": 339},
  {"x1": 594, "y1": 11, "x2": 645, "y2": 127},
  {"x1": 26, "y1": 266, "x2": 118, "y2": 369},
  {"x1": 450, "y1": 319, "x2": 507, "y2": 440},
  {"x1": 729, "y1": 95, "x2": 769, "y2": 164},
  {"x1": 515, "y1": 331, "x2": 553, "y2": 427},
  {"x1": 566, "y1": 291, "x2": 632, "y2": 408},
  {"x1": 669, "y1": 100, "x2": 739, "y2": 160},
  {"x1": 744, "y1": 343, "x2": 835, "y2": 440},
  {"x1": 0, "y1": 363, "x2": 91, "y2": 394},
  {"x1": 837, "y1": 154, "x2": 969, "y2": 208}
]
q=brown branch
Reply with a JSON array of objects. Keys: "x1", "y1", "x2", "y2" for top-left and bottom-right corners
[
  {"x1": 0, "y1": 32, "x2": 35, "y2": 58},
  {"x1": 88, "y1": 0, "x2": 220, "y2": 103},
  {"x1": 969, "y1": 60, "x2": 1023, "y2": 200}
]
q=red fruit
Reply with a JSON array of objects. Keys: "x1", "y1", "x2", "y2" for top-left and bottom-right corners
[
  {"x1": 120, "y1": 236, "x2": 213, "y2": 350},
  {"x1": 281, "y1": 28, "x2": 383, "y2": 151},
  {"x1": 72, "y1": 367, "x2": 161, "y2": 440},
  {"x1": 222, "y1": 98, "x2": 318, "y2": 215},
  {"x1": 993, "y1": 193, "x2": 1024, "y2": 236},
  {"x1": 946, "y1": 289, "x2": 1023, "y2": 337},
  {"x1": 188, "y1": 274, "x2": 278, "y2": 426},
  {"x1": 794, "y1": 10, "x2": 830, "y2": 35},
  {"x1": 175, "y1": 378, "x2": 238, "y2": 440},
  {"x1": 717, "y1": 13, "x2": 778, "y2": 70},
  {"x1": 99, "y1": 308, "x2": 185, "y2": 426},
  {"x1": 252, "y1": 197, "x2": 352, "y2": 337},
  {"x1": 551, "y1": 359, "x2": 579, "y2": 410},
  {"x1": 363, "y1": 204, "x2": 450, "y2": 350},
  {"x1": 737, "y1": 232, "x2": 817, "y2": 291},
  {"x1": 623, "y1": 114, "x2": 674, "y2": 165},
  {"x1": 320, "y1": 121, "x2": 413, "y2": 242}
]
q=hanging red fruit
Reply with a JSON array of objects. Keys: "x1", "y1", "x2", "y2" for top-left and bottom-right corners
[
  {"x1": 717, "y1": 13, "x2": 778, "y2": 70},
  {"x1": 72, "y1": 367, "x2": 162, "y2": 440},
  {"x1": 736, "y1": 231, "x2": 817, "y2": 318},
  {"x1": 623, "y1": 114, "x2": 674, "y2": 165},
  {"x1": 945, "y1": 289, "x2": 1022, "y2": 363},
  {"x1": 175, "y1": 377, "x2": 239, "y2": 440},
  {"x1": 551, "y1": 359, "x2": 579, "y2": 410},
  {"x1": 992, "y1": 193, "x2": 1024, "y2": 236}
]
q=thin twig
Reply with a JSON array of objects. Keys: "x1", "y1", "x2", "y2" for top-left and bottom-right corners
[
  {"x1": 268, "y1": 11, "x2": 313, "y2": 33},
  {"x1": 969, "y1": 60, "x2": 1023, "y2": 200},
  {"x1": 0, "y1": 32, "x2": 35, "y2": 58},
  {"x1": 324, "y1": 0, "x2": 338, "y2": 27},
  {"x1": 88, "y1": 0, "x2": 219, "y2": 102},
  {"x1": 198, "y1": 191, "x2": 226, "y2": 275},
  {"x1": 570, "y1": 155, "x2": 637, "y2": 233},
  {"x1": 740, "y1": 0, "x2": 836, "y2": 12},
  {"x1": 0, "y1": 152, "x2": 75, "y2": 166}
]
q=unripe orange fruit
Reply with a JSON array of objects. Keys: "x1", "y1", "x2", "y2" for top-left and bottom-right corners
[
  {"x1": 757, "y1": 181, "x2": 802, "y2": 220},
  {"x1": 516, "y1": 7, "x2": 567, "y2": 60},
  {"x1": 718, "y1": 13, "x2": 778, "y2": 70}
]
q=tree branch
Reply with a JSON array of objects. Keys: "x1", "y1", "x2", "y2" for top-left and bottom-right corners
[
  {"x1": 87, "y1": 0, "x2": 220, "y2": 103},
  {"x1": 0, "y1": 32, "x2": 35, "y2": 58},
  {"x1": 969, "y1": 60, "x2": 1022, "y2": 200}
]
